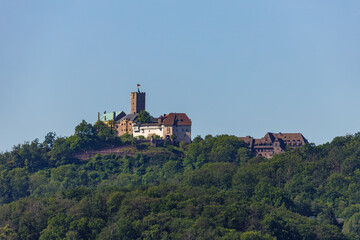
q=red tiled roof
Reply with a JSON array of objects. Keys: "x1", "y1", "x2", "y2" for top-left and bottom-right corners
[
  {"x1": 239, "y1": 136, "x2": 253, "y2": 144},
  {"x1": 239, "y1": 132, "x2": 308, "y2": 155},
  {"x1": 163, "y1": 113, "x2": 192, "y2": 126},
  {"x1": 273, "y1": 133, "x2": 308, "y2": 144}
]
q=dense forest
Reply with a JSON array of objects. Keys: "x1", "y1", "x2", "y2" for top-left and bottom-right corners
[{"x1": 1, "y1": 120, "x2": 360, "y2": 239}]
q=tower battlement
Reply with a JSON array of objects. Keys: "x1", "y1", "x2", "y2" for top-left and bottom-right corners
[{"x1": 130, "y1": 92, "x2": 146, "y2": 114}]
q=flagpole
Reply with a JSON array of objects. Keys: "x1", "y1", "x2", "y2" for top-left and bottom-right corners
[{"x1": 137, "y1": 84, "x2": 141, "y2": 93}]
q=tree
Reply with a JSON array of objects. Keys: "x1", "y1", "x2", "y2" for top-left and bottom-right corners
[
  {"x1": 343, "y1": 212, "x2": 360, "y2": 235},
  {"x1": 39, "y1": 213, "x2": 71, "y2": 240},
  {"x1": 44, "y1": 132, "x2": 56, "y2": 149},
  {"x1": 237, "y1": 148, "x2": 251, "y2": 165},
  {"x1": 94, "y1": 120, "x2": 117, "y2": 140},
  {"x1": 0, "y1": 224, "x2": 18, "y2": 240},
  {"x1": 75, "y1": 120, "x2": 95, "y2": 137},
  {"x1": 0, "y1": 168, "x2": 29, "y2": 203},
  {"x1": 10, "y1": 168, "x2": 29, "y2": 201},
  {"x1": 107, "y1": 119, "x2": 117, "y2": 136},
  {"x1": 240, "y1": 231, "x2": 276, "y2": 240},
  {"x1": 262, "y1": 212, "x2": 301, "y2": 240},
  {"x1": 137, "y1": 110, "x2": 150, "y2": 124},
  {"x1": 73, "y1": 120, "x2": 98, "y2": 150},
  {"x1": 97, "y1": 218, "x2": 139, "y2": 240},
  {"x1": 209, "y1": 135, "x2": 244, "y2": 163}
]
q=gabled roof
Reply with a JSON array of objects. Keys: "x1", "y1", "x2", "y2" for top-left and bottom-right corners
[
  {"x1": 118, "y1": 113, "x2": 138, "y2": 123},
  {"x1": 239, "y1": 132, "x2": 308, "y2": 148},
  {"x1": 239, "y1": 136, "x2": 254, "y2": 147},
  {"x1": 100, "y1": 111, "x2": 125, "y2": 122},
  {"x1": 264, "y1": 132, "x2": 275, "y2": 142},
  {"x1": 239, "y1": 136, "x2": 253, "y2": 144},
  {"x1": 149, "y1": 116, "x2": 159, "y2": 123},
  {"x1": 162, "y1": 113, "x2": 192, "y2": 126},
  {"x1": 273, "y1": 133, "x2": 308, "y2": 144}
]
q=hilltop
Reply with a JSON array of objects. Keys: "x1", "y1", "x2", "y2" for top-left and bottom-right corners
[{"x1": 1, "y1": 120, "x2": 360, "y2": 239}]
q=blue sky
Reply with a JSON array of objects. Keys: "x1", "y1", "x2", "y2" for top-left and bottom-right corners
[{"x1": 1, "y1": 1, "x2": 360, "y2": 152}]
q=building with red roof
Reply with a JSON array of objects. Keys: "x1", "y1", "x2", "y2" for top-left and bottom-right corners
[
  {"x1": 99, "y1": 87, "x2": 192, "y2": 143},
  {"x1": 239, "y1": 132, "x2": 308, "y2": 158}
]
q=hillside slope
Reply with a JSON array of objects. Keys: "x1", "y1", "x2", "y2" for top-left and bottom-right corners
[{"x1": 1, "y1": 121, "x2": 360, "y2": 239}]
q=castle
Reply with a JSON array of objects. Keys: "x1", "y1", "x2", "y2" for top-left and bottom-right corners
[
  {"x1": 239, "y1": 132, "x2": 308, "y2": 158},
  {"x1": 98, "y1": 86, "x2": 192, "y2": 144},
  {"x1": 98, "y1": 86, "x2": 309, "y2": 156}
]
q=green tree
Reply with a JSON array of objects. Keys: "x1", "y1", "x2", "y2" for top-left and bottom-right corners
[
  {"x1": 240, "y1": 231, "x2": 276, "y2": 240},
  {"x1": 343, "y1": 212, "x2": 360, "y2": 235},
  {"x1": 262, "y1": 212, "x2": 301, "y2": 240},
  {"x1": 97, "y1": 218, "x2": 139, "y2": 240},
  {"x1": 0, "y1": 168, "x2": 29, "y2": 203},
  {"x1": 94, "y1": 120, "x2": 117, "y2": 140},
  {"x1": 39, "y1": 213, "x2": 71, "y2": 240},
  {"x1": 237, "y1": 147, "x2": 251, "y2": 165},
  {"x1": 209, "y1": 135, "x2": 244, "y2": 163},
  {"x1": 44, "y1": 132, "x2": 57, "y2": 149},
  {"x1": 137, "y1": 110, "x2": 150, "y2": 124},
  {"x1": 75, "y1": 120, "x2": 95, "y2": 137},
  {"x1": 0, "y1": 224, "x2": 18, "y2": 240}
]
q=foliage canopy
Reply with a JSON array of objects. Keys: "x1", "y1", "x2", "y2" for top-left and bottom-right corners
[{"x1": 1, "y1": 122, "x2": 360, "y2": 239}]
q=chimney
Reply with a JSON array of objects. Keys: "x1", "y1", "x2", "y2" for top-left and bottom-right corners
[
  {"x1": 113, "y1": 111, "x2": 116, "y2": 121},
  {"x1": 98, "y1": 112, "x2": 100, "y2": 121}
]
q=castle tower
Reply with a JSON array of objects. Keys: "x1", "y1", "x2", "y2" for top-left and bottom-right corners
[{"x1": 130, "y1": 92, "x2": 146, "y2": 114}]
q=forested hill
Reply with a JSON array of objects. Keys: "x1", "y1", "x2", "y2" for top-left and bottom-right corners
[{"x1": 2, "y1": 121, "x2": 360, "y2": 239}]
